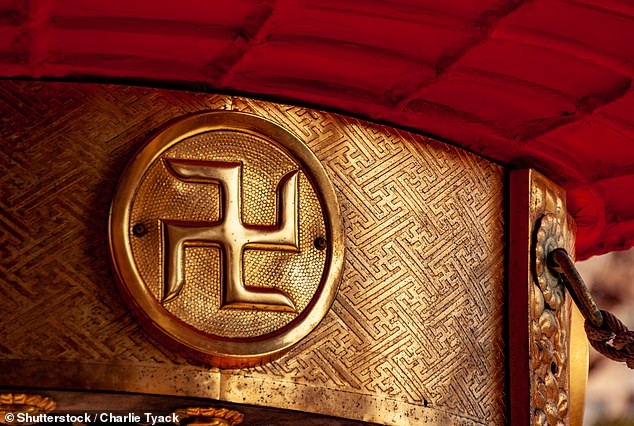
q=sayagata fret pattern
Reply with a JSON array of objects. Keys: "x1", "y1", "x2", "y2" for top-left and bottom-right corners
[{"x1": 0, "y1": 81, "x2": 505, "y2": 424}]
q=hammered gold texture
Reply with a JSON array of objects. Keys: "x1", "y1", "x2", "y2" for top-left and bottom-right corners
[
  {"x1": 0, "y1": 81, "x2": 505, "y2": 425},
  {"x1": 129, "y1": 131, "x2": 327, "y2": 338}
]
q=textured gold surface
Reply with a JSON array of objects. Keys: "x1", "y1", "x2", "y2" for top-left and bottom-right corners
[
  {"x1": 529, "y1": 171, "x2": 576, "y2": 425},
  {"x1": 0, "y1": 81, "x2": 506, "y2": 425}
]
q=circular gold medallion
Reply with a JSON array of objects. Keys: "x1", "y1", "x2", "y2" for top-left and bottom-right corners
[{"x1": 109, "y1": 111, "x2": 344, "y2": 367}]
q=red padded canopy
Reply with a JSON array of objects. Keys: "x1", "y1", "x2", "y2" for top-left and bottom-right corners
[{"x1": 2, "y1": 0, "x2": 633, "y2": 259}]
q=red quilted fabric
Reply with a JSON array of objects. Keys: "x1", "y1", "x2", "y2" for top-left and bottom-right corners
[{"x1": 2, "y1": 0, "x2": 633, "y2": 259}]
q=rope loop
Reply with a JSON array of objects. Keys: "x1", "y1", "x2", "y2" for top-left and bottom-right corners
[
  {"x1": 584, "y1": 310, "x2": 634, "y2": 369},
  {"x1": 548, "y1": 248, "x2": 634, "y2": 369}
]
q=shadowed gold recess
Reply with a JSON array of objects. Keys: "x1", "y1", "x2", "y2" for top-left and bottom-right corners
[{"x1": 109, "y1": 111, "x2": 344, "y2": 367}]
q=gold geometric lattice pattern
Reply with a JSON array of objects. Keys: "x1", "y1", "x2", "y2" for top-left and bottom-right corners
[{"x1": 0, "y1": 81, "x2": 505, "y2": 425}]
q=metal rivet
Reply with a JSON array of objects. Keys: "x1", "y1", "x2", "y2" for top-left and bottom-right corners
[
  {"x1": 132, "y1": 223, "x2": 147, "y2": 237},
  {"x1": 314, "y1": 236, "x2": 327, "y2": 250}
]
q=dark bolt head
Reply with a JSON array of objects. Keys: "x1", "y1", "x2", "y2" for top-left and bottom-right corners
[
  {"x1": 132, "y1": 223, "x2": 147, "y2": 237},
  {"x1": 314, "y1": 236, "x2": 327, "y2": 250}
]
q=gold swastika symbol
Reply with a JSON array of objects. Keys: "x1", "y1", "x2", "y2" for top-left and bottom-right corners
[
  {"x1": 161, "y1": 159, "x2": 299, "y2": 312},
  {"x1": 109, "y1": 111, "x2": 344, "y2": 367}
]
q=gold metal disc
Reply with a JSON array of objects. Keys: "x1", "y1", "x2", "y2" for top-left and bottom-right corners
[{"x1": 109, "y1": 111, "x2": 344, "y2": 367}]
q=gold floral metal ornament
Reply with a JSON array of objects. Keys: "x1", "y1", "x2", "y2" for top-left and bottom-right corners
[
  {"x1": 532, "y1": 208, "x2": 574, "y2": 425},
  {"x1": 534, "y1": 213, "x2": 566, "y2": 310},
  {"x1": 0, "y1": 393, "x2": 56, "y2": 425},
  {"x1": 172, "y1": 407, "x2": 244, "y2": 426},
  {"x1": 109, "y1": 111, "x2": 344, "y2": 367}
]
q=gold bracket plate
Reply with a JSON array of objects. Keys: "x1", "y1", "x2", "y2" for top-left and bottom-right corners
[
  {"x1": 108, "y1": 111, "x2": 345, "y2": 368},
  {"x1": 509, "y1": 169, "x2": 587, "y2": 426}
]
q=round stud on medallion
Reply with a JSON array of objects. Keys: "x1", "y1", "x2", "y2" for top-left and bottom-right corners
[{"x1": 109, "y1": 111, "x2": 344, "y2": 367}]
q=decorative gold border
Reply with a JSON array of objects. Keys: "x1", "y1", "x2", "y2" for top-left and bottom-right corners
[{"x1": 108, "y1": 111, "x2": 345, "y2": 367}]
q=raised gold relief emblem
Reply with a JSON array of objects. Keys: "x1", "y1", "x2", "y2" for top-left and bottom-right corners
[
  {"x1": 109, "y1": 112, "x2": 344, "y2": 367},
  {"x1": 161, "y1": 159, "x2": 300, "y2": 312}
]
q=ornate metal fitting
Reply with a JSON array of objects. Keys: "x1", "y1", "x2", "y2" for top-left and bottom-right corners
[
  {"x1": 532, "y1": 212, "x2": 571, "y2": 424},
  {"x1": 524, "y1": 174, "x2": 579, "y2": 426},
  {"x1": 0, "y1": 393, "x2": 56, "y2": 425},
  {"x1": 533, "y1": 213, "x2": 566, "y2": 310},
  {"x1": 172, "y1": 407, "x2": 244, "y2": 426}
]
